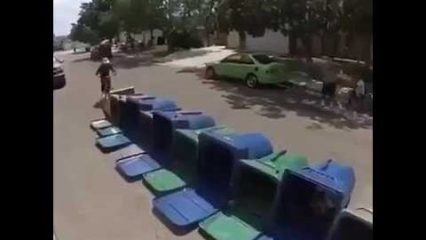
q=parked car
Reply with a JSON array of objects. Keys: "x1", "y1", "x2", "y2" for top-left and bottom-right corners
[
  {"x1": 90, "y1": 46, "x2": 100, "y2": 60},
  {"x1": 73, "y1": 47, "x2": 90, "y2": 53},
  {"x1": 53, "y1": 57, "x2": 65, "y2": 89},
  {"x1": 90, "y1": 41, "x2": 112, "y2": 61},
  {"x1": 205, "y1": 53, "x2": 310, "y2": 88}
]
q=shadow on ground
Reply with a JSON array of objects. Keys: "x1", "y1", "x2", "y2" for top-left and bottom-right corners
[
  {"x1": 181, "y1": 68, "x2": 372, "y2": 130},
  {"x1": 72, "y1": 57, "x2": 92, "y2": 63},
  {"x1": 71, "y1": 53, "x2": 153, "y2": 68},
  {"x1": 110, "y1": 53, "x2": 155, "y2": 69}
]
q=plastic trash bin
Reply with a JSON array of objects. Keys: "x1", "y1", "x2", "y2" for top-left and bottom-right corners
[
  {"x1": 143, "y1": 169, "x2": 187, "y2": 194},
  {"x1": 199, "y1": 211, "x2": 261, "y2": 240},
  {"x1": 109, "y1": 143, "x2": 145, "y2": 161},
  {"x1": 327, "y1": 208, "x2": 373, "y2": 240},
  {"x1": 152, "y1": 130, "x2": 273, "y2": 232},
  {"x1": 108, "y1": 94, "x2": 121, "y2": 125},
  {"x1": 120, "y1": 95, "x2": 155, "y2": 132},
  {"x1": 90, "y1": 119, "x2": 112, "y2": 130},
  {"x1": 143, "y1": 126, "x2": 226, "y2": 196},
  {"x1": 96, "y1": 126, "x2": 122, "y2": 137},
  {"x1": 153, "y1": 188, "x2": 219, "y2": 233},
  {"x1": 172, "y1": 128, "x2": 204, "y2": 167},
  {"x1": 152, "y1": 111, "x2": 216, "y2": 160},
  {"x1": 199, "y1": 151, "x2": 308, "y2": 240},
  {"x1": 120, "y1": 96, "x2": 178, "y2": 135},
  {"x1": 261, "y1": 159, "x2": 356, "y2": 240},
  {"x1": 96, "y1": 134, "x2": 131, "y2": 153},
  {"x1": 117, "y1": 93, "x2": 145, "y2": 128},
  {"x1": 115, "y1": 153, "x2": 161, "y2": 182},
  {"x1": 137, "y1": 108, "x2": 181, "y2": 150},
  {"x1": 198, "y1": 130, "x2": 273, "y2": 194}
]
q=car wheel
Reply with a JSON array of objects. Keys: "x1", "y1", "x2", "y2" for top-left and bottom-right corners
[
  {"x1": 245, "y1": 74, "x2": 259, "y2": 88},
  {"x1": 205, "y1": 67, "x2": 216, "y2": 80},
  {"x1": 53, "y1": 77, "x2": 66, "y2": 90}
]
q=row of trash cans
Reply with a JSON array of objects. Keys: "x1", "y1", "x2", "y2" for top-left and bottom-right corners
[{"x1": 90, "y1": 92, "x2": 372, "y2": 240}]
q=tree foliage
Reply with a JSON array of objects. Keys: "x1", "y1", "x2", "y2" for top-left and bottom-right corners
[
  {"x1": 69, "y1": 0, "x2": 118, "y2": 43},
  {"x1": 69, "y1": 23, "x2": 100, "y2": 44},
  {"x1": 216, "y1": 0, "x2": 277, "y2": 37},
  {"x1": 341, "y1": 0, "x2": 372, "y2": 34},
  {"x1": 68, "y1": 0, "x2": 372, "y2": 59}
]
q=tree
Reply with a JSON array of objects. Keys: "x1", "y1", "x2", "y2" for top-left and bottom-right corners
[
  {"x1": 321, "y1": 0, "x2": 344, "y2": 56},
  {"x1": 216, "y1": 0, "x2": 278, "y2": 50},
  {"x1": 113, "y1": 0, "x2": 144, "y2": 35},
  {"x1": 201, "y1": 0, "x2": 221, "y2": 45},
  {"x1": 97, "y1": 11, "x2": 119, "y2": 40},
  {"x1": 276, "y1": 0, "x2": 329, "y2": 61},
  {"x1": 143, "y1": 0, "x2": 168, "y2": 43},
  {"x1": 341, "y1": 0, "x2": 372, "y2": 63},
  {"x1": 74, "y1": 0, "x2": 118, "y2": 42},
  {"x1": 69, "y1": 23, "x2": 100, "y2": 45}
]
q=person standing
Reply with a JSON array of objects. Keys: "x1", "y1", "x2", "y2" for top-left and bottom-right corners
[
  {"x1": 355, "y1": 78, "x2": 366, "y2": 99},
  {"x1": 321, "y1": 63, "x2": 338, "y2": 106},
  {"x1": 95, "y1": 57, "x2": 116, "y2": 98},
  {"x1": 354, "y1": 78, "x2": 366, "y2": 111}
]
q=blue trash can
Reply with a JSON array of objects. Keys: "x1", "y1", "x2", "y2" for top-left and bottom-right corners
[
  {"x1": 142, "y1": 126, "x2": 225, "y2": 197},
  {"x1": 327, "y1": 209, "x2": 373, "y2": 240},
  {"x1": 123, "y1": 96, "x2": 178, "y2": 142},
  {"x1": 120, "y1": 95, "x2": 176, "y2": 129},
  {"x1": 96, "y1": 134, "x2": 131, "y2": 153},
  {"x1": 261, "y1": 159, "x2": 356, "y2": 240},
  {"x1": 171, "y1": 127, "x2": 219, "y2": 169},
  {"x1": 197, "y1": 152, "x2": 309, "y2": 240},
  {"x1": 96, "y1": 126, "x2": 122, "y2": 137},
  {"x1": 137, "y1": 108, "x2": 181, "y2": 151},
  {"x1": 198, "y1": 131, "x2": 273, "y2": 194},
  {"x1": 118, "y1": 94, "x2": 146, "y2": 129},
  {"x1": 152, "y1": 111, "x2": 216, "y2": 161},
  {"x1": 90, "y1": 119, "x2": 112, "y2": 130},
  {"x1": 151, "y1": 130, "x2": 273, "y2": 232},
  {"x1": 115, "y1": 153, "x2": 161, "y2": 182}
]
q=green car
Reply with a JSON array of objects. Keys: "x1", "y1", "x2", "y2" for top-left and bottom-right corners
[{"x1": 205, "y1": 53, "x2": 310, "y2": 88}]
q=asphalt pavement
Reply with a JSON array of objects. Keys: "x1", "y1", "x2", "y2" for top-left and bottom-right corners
[{"x1": 54, "y1": 51, "x2": 372, "y2": 240}]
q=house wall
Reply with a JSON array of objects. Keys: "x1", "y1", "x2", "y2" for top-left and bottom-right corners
[
  {"x1": 227, "y1": 31, "x2": 240, "y2": 49},
  {"x1": 225, "y1": 29, "x2": 372, "y2": 62},
  {"x1": 226, "y1": 29, "x2": 290, "y2": 55},
  {"x1": 119, "y1": 29, "x2": 164, "y2": 45},
  {"x1": 246, "y1": 30, "x2": 290, "y2": 55}
]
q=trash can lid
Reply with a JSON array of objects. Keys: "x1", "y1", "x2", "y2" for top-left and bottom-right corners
[
  {"x1": 240, "y1": 151, "x2": 308, "y2": 182},
  {"x1": 285, "y1": 159, "x2": 356, "y2": 208},
  {"x1": 153, "y1": 110, "x2": 216, "y2": 130},
  {"x1": 200, "y1": 131, "x2": 273, "y2": 160}
]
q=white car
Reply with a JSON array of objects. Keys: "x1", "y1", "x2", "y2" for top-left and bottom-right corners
[{"x1": 53, "y1": 57, "x2": 65, "y2": 89}]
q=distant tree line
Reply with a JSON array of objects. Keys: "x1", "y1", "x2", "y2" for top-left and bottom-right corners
[{"x1": 69, "y1": 0, "x2": 371, "y2": 62}]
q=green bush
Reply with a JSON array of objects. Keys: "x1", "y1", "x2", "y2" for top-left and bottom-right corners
[{"x1": 167, "y1": 29, "x2": 202, "y2": 51}]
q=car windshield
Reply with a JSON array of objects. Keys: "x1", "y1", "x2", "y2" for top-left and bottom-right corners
[{"x1": 252, "y1": 54, "x2": 276, "y2": 64}]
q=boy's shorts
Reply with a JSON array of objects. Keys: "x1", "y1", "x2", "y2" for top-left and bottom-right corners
[{"x1": 101, "y1": 76, "x2": 111, "y2": 93}]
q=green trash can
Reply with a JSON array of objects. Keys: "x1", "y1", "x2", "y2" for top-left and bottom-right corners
[
  {"x1": 198, "y1": 151, "x2": 308, "y2": 240},
  {"x1": 142, "y1": 126, "x2": 233, "y2": 195}
]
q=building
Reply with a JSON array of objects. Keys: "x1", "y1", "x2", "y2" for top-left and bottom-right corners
[
  {"x1": 119, "y1": 29, "x2": 165, "y2": 46},
  {"x1": 227, "y1": 29, "x2": 290, "y2": 55},
  {"x1": 225, "y1": 29, "x2": 372, "y2": 62}
]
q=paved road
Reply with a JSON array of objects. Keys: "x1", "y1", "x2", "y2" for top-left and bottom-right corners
[{"x1": 54, "y1": 51, "x2": 372, "y2": 240}]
